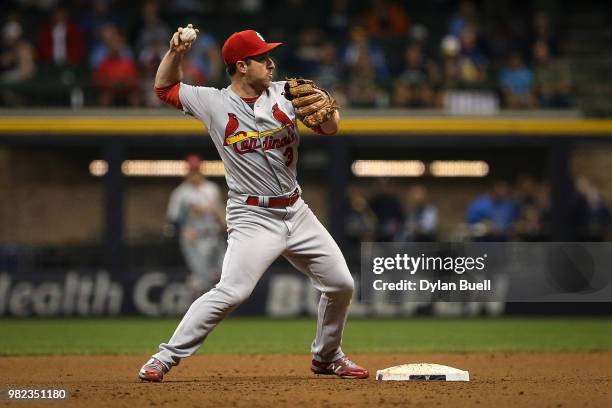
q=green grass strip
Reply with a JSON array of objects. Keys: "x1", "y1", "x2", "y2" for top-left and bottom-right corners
[{"x1": 1, "y1": 317, "x2": 611, "y2": 356}]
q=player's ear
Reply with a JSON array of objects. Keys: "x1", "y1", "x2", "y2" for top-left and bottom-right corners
[{"x1": 236, "y1": 60, "x2": 248, "y2": 74}]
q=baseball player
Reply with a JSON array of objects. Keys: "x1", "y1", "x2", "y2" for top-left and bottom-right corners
[
  {"x1": 139, "y1": 25, "x2": 368, "y2": 381},
  {"x1": 167, "y1": 154, "x2": 226, "y2": 296}
]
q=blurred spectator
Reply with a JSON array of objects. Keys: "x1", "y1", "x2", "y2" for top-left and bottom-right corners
[
  {"x1": 486, "y1": 17, "x2": 516, "y2": 70},
  {"x1": 390, "y1": 23, "x2": 431, "y2": 76},
  {"x1": 312, "y1": 41, "x2": 347, "y2": 105},
  {"x1": 515, "y1": 176, "x2": 545, "y2": 212},
  {"x1": 395, "y1": 185, "x2": 438, "y2": 242},
  {"x1": 532, "y1": 40, "x2": 572, "y2": 108},
  {"x1": 343, "y1": 26, "x2": 389, "y2": 81},
  {"x1": 137, "y1": 17, "x2": 214, "y2": 90},
  {"x1": 93, "y1": 29, "x2": 139, "y2": 106},
  {"x1": 133, "y1": 0, "x2": 170, "y2": 51},
  {"x1": 139, "y1": 32, "x2": 166, "y2": 106},
  {"x1": 500, "y1": 51, "x2": 537, "y2": 108},
  {"x1": 1, "y1": 18, "x2": 35, "y2": 83},
  {"x1": 292, "y1": 28, "x2": 324, "y2": 77},
  {"x1": 80, "y1": 0, "x2": 123, "y2": 50},
  {"x1": 342, "y1": 26, "x2": 389, "y2": 107},
  {"x1": 37, "y1": 7, "x2": 85, "y2": 67},
  {"x1": 466, "y1": 181, "x2": 520, "y2": 241},
  {"x1": 514, "y1": 176, "x2": 550, "y2": 241},
  {"x1": 181, "y1": 52, "x2": 207, "y2": 85},
  {"x1": 458, "y1": 25, "x2": 488, "y2": 85},
  {"x1": 345, "y1": 63, "x2": 379, "y2": 107},
  {"x1": 407, "y1": 23, "x2": 429, "y2": 51},
  {"x1": 574, "y1": 177, "x2": 611, "y2": 241},
  {"x1": 368, "y1": 179, "x2": 404, "y2": 241},
  {"x1": 439, "y1": 35, "x2": 463, "y2": 97},
  {"x1": 325, "y1": 0, "x2": 351, "y2": 40},
  {"x1": 449, "y1": 0, "x2": 480, "y2": 38},
  {"x1": 91, "y1": 24, "x2": 133, "y2": 70},
  {"x1": 362, "y1": 0, "x2": 409, "y2": 39},
  {"x1": 515, "y1": 203, "x2": 546, "y2": 241},
  {"x1": 392, "y1": 44, "x2": 439, "y2": 107},
  {"x1": 529, "y1": 11, "x2": 559, "y2": 57},
  {"x1": 0, "y1": 17, "x2": 36, "y2": 105},
  {"x1": 188, "y1": 29, "x2": 223, "y2": 85},
  {"x1": 345, "y1": 186, "x2": 377, "y2": 248}
]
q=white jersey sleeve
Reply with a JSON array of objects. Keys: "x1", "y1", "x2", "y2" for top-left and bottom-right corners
[{"x1": 179, "y1": 83, "x2": 222, "y2": 126}]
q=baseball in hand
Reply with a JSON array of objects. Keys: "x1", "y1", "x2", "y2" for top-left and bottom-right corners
[{"x1": 180, "y1": 27, "x2": 197, "y2": 43}]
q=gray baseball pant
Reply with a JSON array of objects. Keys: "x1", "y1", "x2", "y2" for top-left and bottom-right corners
[{"x1": 154, "y1": 194, "x2": 354, "y2": 367}]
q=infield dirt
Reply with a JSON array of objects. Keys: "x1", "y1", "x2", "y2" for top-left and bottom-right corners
[{"x1": 2, "y1": 353, "x2": 611, "y2": 407}]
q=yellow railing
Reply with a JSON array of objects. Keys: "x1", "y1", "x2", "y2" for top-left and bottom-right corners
[{"x1": 2, "y1": 115, "x2": 612, "y2": 136}]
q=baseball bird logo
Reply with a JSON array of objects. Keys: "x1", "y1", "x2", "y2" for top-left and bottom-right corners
[
  {"x1": 223, "y1": 106, "x2": 295, "y2": 155},
  {"x1": 224, "y1": 113, "x2": 239, "y2": 140},
  {"x1": 272, "y1": 103, "x2": 295, "y2": 136}
]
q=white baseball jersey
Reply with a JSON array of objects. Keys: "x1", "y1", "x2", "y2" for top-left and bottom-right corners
[{"x1": 179, "y1": 81, "x2": 299, "y2": 196}]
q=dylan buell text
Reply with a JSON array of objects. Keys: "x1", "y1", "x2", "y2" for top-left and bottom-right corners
[{"x1": 372, "y1": 279, "x2": 492, "y2": 292}]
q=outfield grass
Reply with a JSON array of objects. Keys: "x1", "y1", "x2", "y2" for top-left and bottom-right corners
[{"x1": 1, "y1": 317, "x2": 611, "y2": 356}]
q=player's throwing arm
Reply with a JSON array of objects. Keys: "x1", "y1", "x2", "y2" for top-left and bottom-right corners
[{"x1": 155, "y1": 24, "x2": 199, "y2": 88}]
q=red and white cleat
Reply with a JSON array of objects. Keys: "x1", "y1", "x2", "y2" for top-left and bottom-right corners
[
  {"x1": 311, "y1": 356, "x2": 369, "y2": 379},
  {"x1": 138, "y1": 357, "x2": 169, "y2": 382}
]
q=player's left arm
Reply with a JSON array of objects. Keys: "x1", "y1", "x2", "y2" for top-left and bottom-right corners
[{"x1": 284, "y1": 79, "x2": 340, "y2": 135}]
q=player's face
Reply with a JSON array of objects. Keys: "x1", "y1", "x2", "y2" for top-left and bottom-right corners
[{"x1": 245, "y1": 53, "x2": 275, "y2": 90}]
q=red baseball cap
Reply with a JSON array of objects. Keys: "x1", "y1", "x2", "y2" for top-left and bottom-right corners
[{"x1": 222, "y1": 30, "x2": 282, "y2": 66}]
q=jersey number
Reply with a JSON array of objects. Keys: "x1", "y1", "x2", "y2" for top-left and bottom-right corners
[{"x1": 283, "y1": 147, "x2": 294, "y2": 167}]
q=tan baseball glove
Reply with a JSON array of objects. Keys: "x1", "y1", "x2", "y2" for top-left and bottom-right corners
[{"x1": 283, "y1": 78, "x2": 338, "y2": 128}]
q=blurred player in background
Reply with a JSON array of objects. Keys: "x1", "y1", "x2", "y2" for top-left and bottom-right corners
[
  {"x1": 167, "y1": 154, "x2": 226, "y2": 296},
  {"x1": 395, "y1": 184, "x2": 439, "y2": 242}
]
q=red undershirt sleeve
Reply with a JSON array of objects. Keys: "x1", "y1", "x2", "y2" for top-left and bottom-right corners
[{"x1": 155, "y1": 82, "x2": 183, "y2": 110}]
